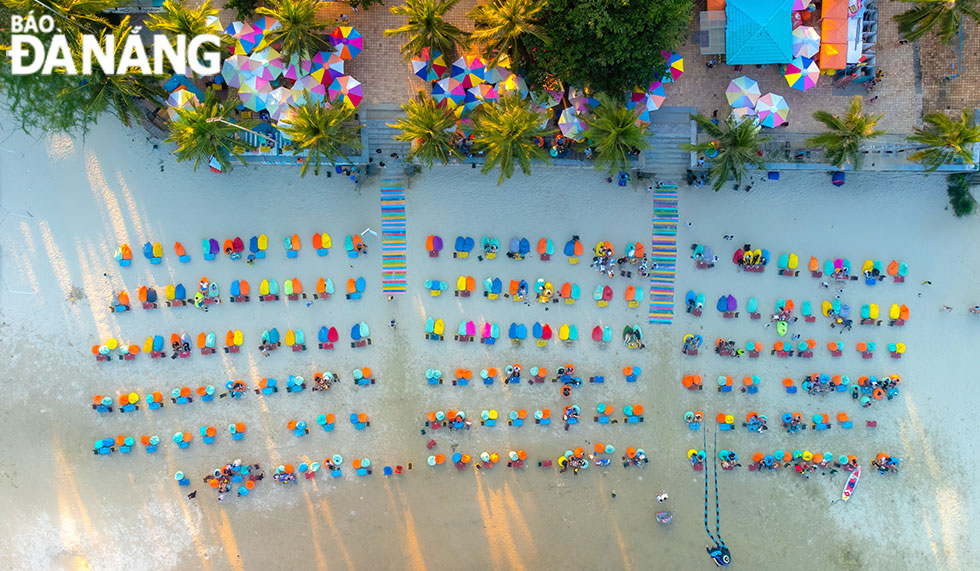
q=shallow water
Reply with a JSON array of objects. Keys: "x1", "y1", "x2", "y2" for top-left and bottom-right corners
[{"x1": 0, "y1": 117, "x2": 976, "y2": 570}]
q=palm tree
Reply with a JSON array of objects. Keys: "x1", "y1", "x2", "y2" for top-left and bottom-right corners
[
  {"x1": 680, "y1": 115, "x2": 769, "y2": 191},
  {"x1": 62, "y1": 19, "x2": 166, "y2": 128},
  {"x1": 4, "y1": 0, "x2": 116, "y2": 37},
  {"x1": 472, "y1": 93, "x2": 552, "y2": 184},
  {"x1": 384, "y1": 0, "x2": 470, "y2": 59},
  {"x1": 894, "y1": 0, "x2": 980, "y2": 44},
  {"x1": 165, "y1": 87, "x2": 254, "y2": 171},
  {"x1": 580, "y1": 93, "x2": 649, "y2": 175},
  {"x1": 146, "y1": 0, "x2": 217, "y2": 37},
  {"x1": 907, "y1": 110, "x2": 980, "y2": 170},
  {"x1": 467, "y1": 0, "x2": 547, "y2": 68},
  {"x1": 388, "y1": 92, "x2": 461, "y2": 168},
  {"x1": 256, "y1": 0, "x2": 334, "y2": 61},
  {"x1": 278, "y1": 99, "x2": 364, "y2": 176},
  {"x1": 807, "y1": 95, "x2": 885, "y2": 169}
]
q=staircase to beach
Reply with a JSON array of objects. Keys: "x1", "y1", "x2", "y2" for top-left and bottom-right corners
[
  {"x1": 649, "y1": 188, "x2": 678, "y2": 324},
  {"x1": 380, "y1": 178, "x2": 407, "y2": 295}
]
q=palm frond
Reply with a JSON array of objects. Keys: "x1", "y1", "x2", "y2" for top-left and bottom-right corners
[
  {"x1": 681, "y1": 115, "x2": 768, "y2": 191},
  {"x1": 472, "y1": 94, "x2": 552, "y2": 184},
  {"x1": 279, "y1": 100, "x2": 364, "y2": 176},
  {"x1": 387, "y1": 91, "x2": 461, "y2": 168},
  {"x1": 580, "y1": 93, "x2": 649, "y2": 175},
  {"x1": 385, "y1": 0, "x2": 469, "y2": 58},
  {"x1": 256, "y1": 0, "x2": 334, "y2": 61}
]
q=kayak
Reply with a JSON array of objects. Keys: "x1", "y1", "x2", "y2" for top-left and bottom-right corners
[{"x1": 842, "y1": 466, "x2": 861, "y2": 501}]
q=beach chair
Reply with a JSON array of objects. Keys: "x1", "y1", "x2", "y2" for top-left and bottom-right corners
[
  {"x1": 255, "y1": 378, "x2": 278, "y2": 395},
  {"x1": 229, "y1": 422, "x2": 246, "y2": 441},
  {"x1": 286, "y1": 375, "x2": 307, "y2": 393}
]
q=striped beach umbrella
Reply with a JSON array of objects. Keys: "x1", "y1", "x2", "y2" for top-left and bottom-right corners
[
  {"x1": 496, "y1": 73, "x2": 528, "y2": 99},
  {"x1": 558, "y1": 107, "x2": 587, "y2": 141},
  {"x1": 238, "y1": 75, "x2": 273, "y2": 111},
  {"x1": 784, "y1": 56, "x2": 819, "y2": 91},
  {"x1": 468, "y1": 83, "x2": 498, "y2": 104},
  {"x1": 433, "y1": 77, "x2": 465, "y2": 108},
  {"x1": 792, "y1": 26, "x2": 821, "y2": 58},
  {"x1": 726, "y1": 76, "x2": 761, "y2": 107},
  {"x1": 756, "y1": 93, "x2": 789, "y2": 128},
  {"x1": 248, "y1": 47, "x2": 284, "y2": 81},
  {"x1": 298, "y1": 74, "x2": 327, "y2": 104},
  {"x1": 328, "y1": 75, "x2": 363, "y2": 108},
  {"x1": 221, "y1": 54, "x2": 253, "y2": 88},
  {"x1": 311, "y1": 50, "x2": 345, "y2": 80},
  {"x1": 484, "y1": 54, "x2": 512, "y2": 84},
  {"x1": 230, "y1": 21, "x2": 259, "y2": 55},
  {"x1": 166, "y1": 88, "x2": 199, "y2": 119},
  {"x1": 205, "y1": 15, "x2": 222, "y2": 33},
  {"x1": 451, "y1": 55, "x2": 485, "y2": 89},
  {"x1": 730, "y1": 106, "x2": 760, "y2": 126},
  {"x1": 627, "y1": 81, "x2": 666, "y2": 112},
  {"x1": 660, "y1": 50, "x2": 684, "y2": 82},
  {"x1": 282, "y1": 54, "x2": 312, "y2": 80},
  {"x1": 329, "y1": 26, "x2": 363, "y2": 60}
]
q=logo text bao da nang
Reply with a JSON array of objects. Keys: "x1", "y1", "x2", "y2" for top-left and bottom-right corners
[{"x1": 8, "y1": 12, "x2": 221, "y2": 75}]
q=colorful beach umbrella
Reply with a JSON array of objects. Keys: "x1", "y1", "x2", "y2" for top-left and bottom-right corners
[
  {"x1": 329, "y1": 26, "x2": 363, "y2": 60},
  {"x1": 238, "y1": 75, "x2": 273, "y2": 111},
  {"x1": 252, "y1": 16, "x2": 281, "y2": 35},
  {"x1": 230, "y1": 21, "x2": 260, "y2": 55},
  {"x1": 411, "y1": 52, "x2": 437, "y2": 81},
  {"x1": 793, "y1": 0, "x2": 811, "y2": 10},
  {"x1": 468, "y1": 83, "x2": 498, "y2": 104},
  {"x1": 660, "y1": 50, "x2": 684, "y2": 82},
  {"x1": 451, "y1": 55, "x2": 486, "y2": 89},
  {"x1": 282, "y1": 53, "x2": 312, "y2": 80},
  {"x1": 530, "y1": 87, "x2": 560, "y2": 109},
  {"x1": 327, "y1": 75, "x2": 363, "y2": 108},
  {"x1": 248, "y1": 47, "x2": 284, "y2": 81},
  {"x1": 205, "y1": 15, "x2": 222, "y2": 33},
  {"x1": 496, "y1": 73, "x2": 528, "y2": 99},
  {"x1": 756, "y1": 93, "x2": 789, "y2": 128},
  {"x1": 484, "y1": 54, "x2": 512, "y2": 84},
  {"x1": 221, "y1": 54, "x2": 253, "y2": 88},
  {"x1": 634, "y1": 108, "x2": 652, "y2": 129},
  {"x1": 166, "y1": 88, "x2": 199, "y2": 119},
  {"x1": 558, "y1": 107, "x2": 587, "y2": 141},
  {"x1": 265, "y1": 87, "x2": 292, "y2": 120},
  {"x1": 568, "y1": 85, "x2": 599, "y2": 111},
  {"x1": 455, "y1": 116, "x2": 475, "y2": 137},
  {"x1": 433, "y1": 77, "x2": 465, "y2": 108},
  {"x1": 730, "y1": 106, "x2": 759, "y2": 126},
  {"x1": 298, "y1": 73, "x2": 327, "y2": 103},
  {"x1": 627, "y1": 81, "x2": 666, "y2": 112},
  {"x1": 311, "y1": 50, "x2": 345, "y2": 80},
  {"x1": 726, "y1": 76, "x2": 761, "y2": 108},
  {"x1": 792, "y1": 26, "x2": 821, "y2": 58},
  {"x1": 784, "y1": 56, "x2": 819, "y2": 91}
]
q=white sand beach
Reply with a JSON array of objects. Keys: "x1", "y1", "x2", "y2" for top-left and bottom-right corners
[{"x1": 0, "y1": 112, "x2": 977, "y2": 570}]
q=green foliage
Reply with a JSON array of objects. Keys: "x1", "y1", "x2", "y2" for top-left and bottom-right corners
[
  {"x1": 278, "y1": 99, "x2": 364, "y2": 176},
  {"x1": 807, "y1": 95, "x2": 884, "y2": 169},
  {"x1": 384, "y1": 0, "x2": 469, "y2": 59},
  {"x1": 472, "y1": 93, "x2": 552, "y2": 184},
  {"x1": 0, "y1": 8, "x2": 164, "y2": 134},
  {"x1": 946, "y1": 173, "x2": 976, "y2": 216},
  {"x1": 579, "y1": 93, "x2": 648, "y2": 175},
  {"x1": 165, "y1": 88, "x2": 254, "y2": 171},
  {"x1": 467, "y1": 0, "x2": 547, "y2": 69},
  {"x1": 907, "y1": 110, "x2": 980, "y2": 170},
  {"x1": 387, "y1": 91, "x2": 460, "y2": 168},
  {"x1": 224, "y1": 0, "x2": 261, "y2": 20},
  {"x1": 894, "y1": 0, "x2": 980, "y2": 44},
  {"x1": 521, "y1": 0, "x2": 692, "y2": 95},
  {"x1": 146, "y1": 0, "x2": 217, "y2": 37},
  {"x1": 681, "y1": 114, "x2": 769, "y2": 191},
  {"x1": 256, "y1": 0, "x2": 334, "y2": 61}
]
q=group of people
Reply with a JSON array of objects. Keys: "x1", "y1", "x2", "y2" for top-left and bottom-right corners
[
  {"x1": 623, "y1": 450, "x2": 649, "y2": 468},
  {"x1": 590, "y1": 250, "x2": 653, "y2": 279},
  {"x1": 623, "y1": 326, "x2": 645, "y2": 349},
  {"x1": 871, "y1": 455, "x2": 899, "y2": 475},
  {"x1": 312, "y1": 371, "x2": 337, "y2": 391},
  {"x1": 202, "y1": 460, "x2": 263, "y2": 501},
  {"x1": 715, "y1": 338, "x2": 743, "y2": 358},
  {"x1": 170, "y1": 335, "x2": 191, "y2": 359}
]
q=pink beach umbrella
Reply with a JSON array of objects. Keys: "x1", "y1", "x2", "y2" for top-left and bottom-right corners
[
  {"x1": 468, "y1": 83, "x2": 498, "y2": 103},
  {"x1": 221, "y1": 54, "x2": 252, "y2": 88},
  {"x1": 311, "y1": 51, "x2": 345, "y2": 80},
  {"x1": 329, "y1": 26, "x2": 363, "y2": 60},
  {"x1": 784, "y1": 56, "x2": 819, "y2": 91},
  {"x1": 238, "y1": 75, "x2": 273, "y2": 111},
  {"x1": 660, "y1": 50, "x2": 684, "y2": 82},
  {"x1": 265, "y1": 87, "x2": 292, "y2": 120},
  {"x1": 627, "y1": 81, "x2": 666, "y2": 112},
  {"x1": 328, "y1": 75, "x2": 363, "y2": 108},
  {"x1": 756, "y1": 93, "x2": 790, "y2": 128},
  {"x1": 282, "y1": 54, "x2": 312, "y2": 80},
  {"x1": 230, "y1": 21, "x2": 259, "y2": 55},
  {"x1": 298, "y1": 74, "x2": 327, "y2": 103}
]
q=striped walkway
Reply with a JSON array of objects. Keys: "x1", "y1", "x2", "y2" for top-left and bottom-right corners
[
  {"x1": 380, "y1": 179, "x2": 407, "y2": 295},
  {"x1": 649, "y1": 189, "x2": 678, "y2": 324}
]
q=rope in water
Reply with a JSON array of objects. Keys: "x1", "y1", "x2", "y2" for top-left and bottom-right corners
[
  {"x1": 702, "y1": 428, "x2": 718, "y2": 545},
  {"x1": 713, "y1": 429, "x2": 725, "y2": 547}
]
